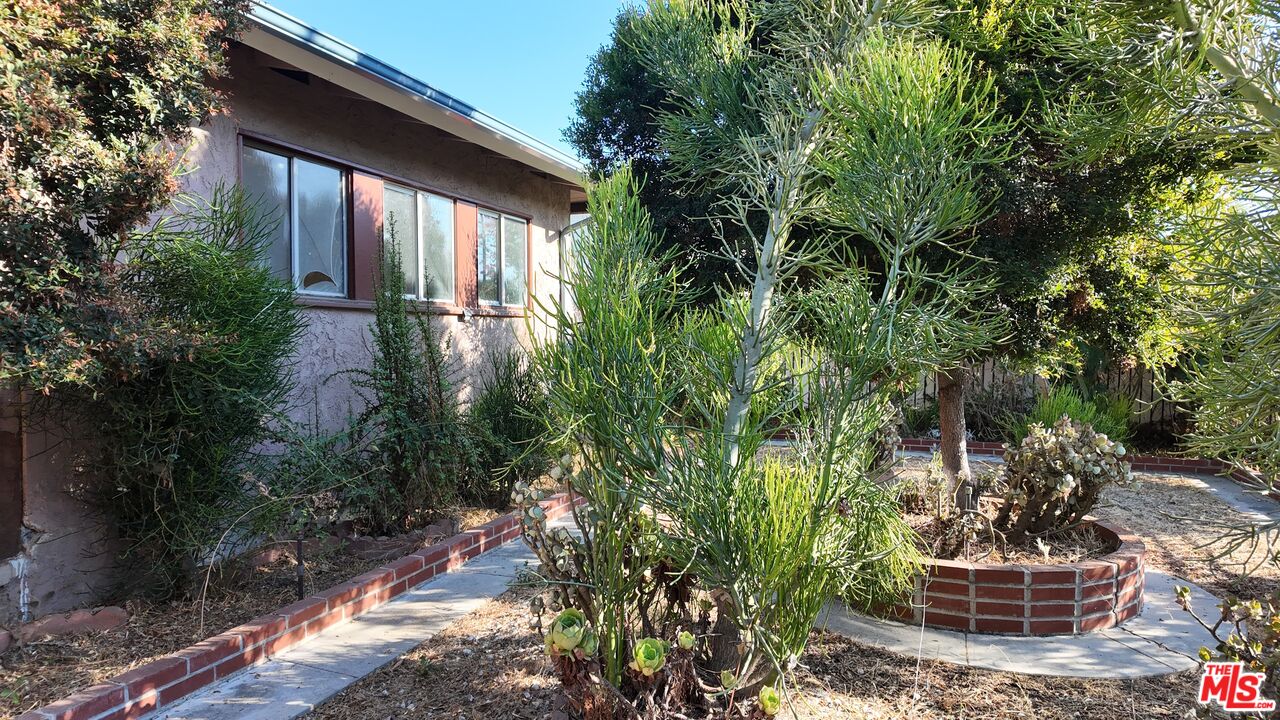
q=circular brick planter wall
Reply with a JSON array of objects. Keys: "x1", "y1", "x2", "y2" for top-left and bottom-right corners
[{"x1": 883, "y1": 519, "x2": 1146, "y2": 636}]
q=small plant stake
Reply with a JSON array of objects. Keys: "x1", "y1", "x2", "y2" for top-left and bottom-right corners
[{"x1": 296, "y1": 526, "x2": 306, "y2": 602}]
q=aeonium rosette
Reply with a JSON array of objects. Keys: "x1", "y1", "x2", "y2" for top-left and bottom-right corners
[
  {"x1": 677, "y1": 630, "x2": 696, "y2": 651},
  {"x1": 758, "y1": 685, "x2": 782, "y2": 716},
  {"x1": 629, "y1": 637, "x2": 668, "y2": 677},
  {"x1": 545, "y1": 608, "x2": 598, "y2": 660}
]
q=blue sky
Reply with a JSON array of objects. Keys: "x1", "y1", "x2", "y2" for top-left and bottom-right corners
[{"x1": 266, "y1": 1, "x2": 630, "y2": 160}]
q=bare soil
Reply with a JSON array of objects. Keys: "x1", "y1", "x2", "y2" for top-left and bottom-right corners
[{"x1": 0, "y1": 505, "x2": 503, "y2": 718}]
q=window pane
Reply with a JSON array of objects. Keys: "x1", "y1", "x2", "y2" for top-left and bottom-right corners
[
  {"x1": 293, "y1": 158, "x2": 346, "y2": 296},
  {"x1": 477, "y1": 211, "x2": 500, "y2": 304},
  {"x1": 240, "y1": 146, "x2": 290, "y2": 280},
  {"x1": 383, "y1": 184, "x2": 418, "y2": 296},
  {"x1": 421, "y1": 193, "x2": 454, "y2": 302},
  {"x1": 501, "y1": 216, "x2": 527, "y2": 306}
]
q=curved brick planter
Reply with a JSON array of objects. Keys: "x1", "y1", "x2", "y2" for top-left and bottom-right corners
[
  {"x1": 16, "y1": 492, "x2": 580, "y2": 720},
  {"x1": 885, "y1": 519, "x2": 1146, "y2": 636}
]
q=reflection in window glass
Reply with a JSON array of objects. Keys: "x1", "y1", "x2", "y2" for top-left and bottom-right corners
[
  {"x1": 240, "y1": 146, "x2": 290, "y2": 280},
  {"x1": 293, "y1": 158, "x2": 346, "y2": 296},
  {"x1": 421, "y1": 193, "x2": 454, "y2": 302},
  {"x1": 477, "y1": 211, "x2": 500, "y2": 304},
  {"x1": 501, "y1": 216, "x2": 527, "y2": 306},
  {"x1": 383, "y1": 184, "x2": 418, "y2": 296}
]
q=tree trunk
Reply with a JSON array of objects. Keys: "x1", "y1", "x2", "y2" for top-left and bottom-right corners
[{"x1": 937, "y1": 367, "x2": 975, "y2": 510}]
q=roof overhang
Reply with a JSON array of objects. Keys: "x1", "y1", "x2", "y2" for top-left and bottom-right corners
[{"x1": 244, "y1": 2, "x2": 586, "y2": 195}]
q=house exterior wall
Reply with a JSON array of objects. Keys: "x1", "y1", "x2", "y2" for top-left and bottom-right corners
[
  {"x1": 0, "y1": 393, "x2": 120, "y2": 628},
  {"x1": 186, "y1": 43, "x2": 572, "y2": 430},
  {"x1": 0, "y1": 43, "x2": 573, "y2": 625}
]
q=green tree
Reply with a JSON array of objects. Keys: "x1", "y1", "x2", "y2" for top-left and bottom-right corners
[
  {"x1": 0, "y1": 0, "x2": 246, "y2": 392},
  {"x1": 529, "y1": 1, "x2": 1007, "y2": 711},
  {"x1": 1034, "y1": 0, "x2": 1274, "y2": 471},
  {"x1": 1036, "y1": 0, "x2": 1279, "y2": 499},
  {"x1": 350, "y1": 236, "x2": 471, "y2": 532},
  {"x1": 1036, "y1": 2, "x2": 1280, "y2": 709},
  {"x1": 567, "y1": 0, "x2": 1225, "y2": 502}
]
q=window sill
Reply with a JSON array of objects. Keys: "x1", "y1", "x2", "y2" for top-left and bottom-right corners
[{"x1": 295, "y1": 295, "x2": 528, "y2": 319}]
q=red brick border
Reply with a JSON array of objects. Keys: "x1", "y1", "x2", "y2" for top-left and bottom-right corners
[
  {"x1": 886, "y1": 519, "x2": 1146, "y2": 636},
  {"x1": 16, "y1": 493, "x2": 580, "y2": 720}
]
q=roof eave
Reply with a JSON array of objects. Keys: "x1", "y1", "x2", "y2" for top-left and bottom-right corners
[{"x1": 244, "y1": 2, "x2": 586, "y2": 190}]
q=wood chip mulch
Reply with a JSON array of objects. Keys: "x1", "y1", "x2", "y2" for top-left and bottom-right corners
[
  {"x1": 301, "y1": 463, "x2": 1278, "y2": 720},
  {"x1": 302, "y1": 584, "x2": 1211, "y2": 720},
  {"x1": 0, "y1": 506, "x2": 501, "y2": 719},
  {"x1": 1096, "y1": 471, "x2": 1280, "y2": 602}
]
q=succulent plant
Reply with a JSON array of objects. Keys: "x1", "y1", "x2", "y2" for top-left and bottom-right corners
[
  {"x1": 545, "y1": 608, "x2": 589, "y2": 655},
  {"x1": 994, "y1": 416, "x2": 1134, "y2": 541},
  {"x1": 578, "y1": 628, "x2": 599, "y2": 658},
  {"x1": 677, "y1": 630, "x2": 696, "y2": 650},
  {"x1": 758, "y1": 685, "x2": 782, "y2": 716},
  {"x1": 628, "y1": 637, "x2": 668, "y2": 677},
  {"x1": 720, "y1": 670, "x2": 737, "y2": 689}
]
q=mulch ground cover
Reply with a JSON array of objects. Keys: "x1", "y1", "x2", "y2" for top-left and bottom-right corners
[
  {"x1": 303, "y1": 584, "x2": 1213, "y2": 720},
  {"x1": 8, "y1": 459, "x2": 1272, "y2": 720},
  {"x1": 0, "y1": 506, "x2": 503, "y2": 718},
  {"x1": 305, "y1": 460, "x2": 1274, "y2": 720}
]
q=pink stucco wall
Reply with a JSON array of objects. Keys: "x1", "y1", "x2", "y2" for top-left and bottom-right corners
[{"x1": 0, "y1": 42, "x2": 574, "y2": 624}]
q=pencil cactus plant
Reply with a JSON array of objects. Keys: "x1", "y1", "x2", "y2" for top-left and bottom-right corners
[{"x1": 524, "y1": 0, "x2": 1014, "y2": 715}]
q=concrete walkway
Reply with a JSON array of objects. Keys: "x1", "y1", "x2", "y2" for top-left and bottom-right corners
[{"x1": 152, "y1": 518, "x2": 569, "y2": 720}]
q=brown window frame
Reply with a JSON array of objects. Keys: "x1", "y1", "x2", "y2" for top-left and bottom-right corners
[
  {"x1": 236, "y1": 130, "x2": 532, "y2": 317},
  {"x1": 475, "y1": 208, "x2": 531, "y2": 309},
  {"x1": 239, "y1": 138, "x2": 353, "y2": 299}
]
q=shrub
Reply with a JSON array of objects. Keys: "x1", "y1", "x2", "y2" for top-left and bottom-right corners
[
  {"x1": 1, "y1": 0, "x2": 246, "y2": 391},
  {"x1": 70, "y1": 186, "x2": 304, "y2": 593},
  {"x1": 466, "y1": 349, "x2": 555, "y2": 506},
  {"x1": 1004, "y1": 386, "x2": 1133, "y2": 444},
  {"x1": 965, "y1": 378, "x2": 1035, "y2": 442},
  {"x1": 899, "y1": 398, "x2": 939, "y2": 438},
  {"x1": 348, "y1": 237, "x2": 472, "y2": 532},
  {"x1": 994, "y1": 416, "x2": 1133, "y2": 542},
  {"x1": 253, "y1": 416, "x2": 377, "y2": 537}
]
